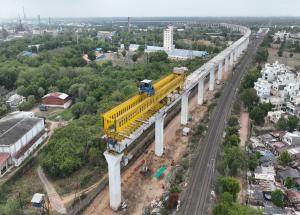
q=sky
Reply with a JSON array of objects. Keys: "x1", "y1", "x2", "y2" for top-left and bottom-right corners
[{"x1": 0, "y1": 0, "x2": 299, "y2": 19}]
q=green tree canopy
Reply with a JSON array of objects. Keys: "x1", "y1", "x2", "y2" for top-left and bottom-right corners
[
  {"x1": 250, "y1": 107, "x2": 265, "y2": 125},
  {"x1": 276, "y1": 117, "x2": 287, "y2": 130},
  {"x1": 279, "y1": 150, "x2": 292, "y2": 166},
  {"x1": 240, "y1": 88, "x2": 259, "y2": 110},
  {"x1": 287, "y1": 115, "x2": 299, "y2": 131},
  {"x1": 218, "y1": 177, "x2": 240, "y2": 200},
  {"x1": 271, "y1": 189, "x2": 284, "y2": 207}
]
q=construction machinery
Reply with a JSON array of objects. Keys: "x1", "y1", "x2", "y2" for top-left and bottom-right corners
[
  {"x1": 102, "y1": 67, "x2": 187, "y2": 151},
  {"x1": 139, "y1": 80, "x2": 155, "y2": 96}
]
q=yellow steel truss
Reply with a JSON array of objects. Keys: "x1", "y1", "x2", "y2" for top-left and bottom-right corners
[{"x1": 102, "y1": 72, "x2": 185, "y2": 141}]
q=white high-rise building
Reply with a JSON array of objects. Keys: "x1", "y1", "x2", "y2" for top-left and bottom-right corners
[{"x1": 163, "y1": 26, "x2": 174, "y2": 50}]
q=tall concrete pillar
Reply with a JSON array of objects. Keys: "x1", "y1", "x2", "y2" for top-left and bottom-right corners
[
  {"x1": 104, "y1": 152, "x2": 123, "y2": 211},
  {"x1": 155, "y1": 113, "x2": 166, "y2": 156},
  {"x1": 181, "y1": 91, "x2": 190, "y2": 125},
  {"x1": 225, "y1": 56, "x2": 229, "y2": 73},
  {"x1": 217, "y1": 61, "x2": 223, "y2": 81},
  {"x1": 209, "y1": 63, "x2": 215, "y2": 91},
  {"x1": 230, "y1": 52, "x2": 234, "y2": 66},
  {"x1": 234, "y1": 49, "x2": 237, "y2": 62},
  {"x1": 197, "y1": 79, "x2": 204, "y2": 105}
]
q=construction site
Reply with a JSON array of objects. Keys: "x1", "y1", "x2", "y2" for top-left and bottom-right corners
[
  {"x1": 84, "y1": 73, "x2": 225, "y2": 215},
  {"x1": 80, "y1": 23, "x2": 251, "y2": 214}
]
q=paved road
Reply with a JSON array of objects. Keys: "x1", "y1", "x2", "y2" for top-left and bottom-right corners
[{"x1": 179, "y1": 34, "x2": 264, "y2": 215}]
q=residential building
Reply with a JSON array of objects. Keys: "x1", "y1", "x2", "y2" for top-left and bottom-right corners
[
  {"x1": 277, "y1": 167, "x2": 300, "y2": 182},
  {"x1": 254, "y1": 62, "x2": 300, "y2": 121},
  {"x1": 283, "y1": 132, "x2": 300, "y2": 145},
  {"x1": 163, "y1": 26, "x2": 174, "y2": 50},
  {"x1": 267, "y1": 111, "x2": 285, "y2": 123},
  {"x1": 254, "y1": 78, "x2": 272, "y2": 98}
]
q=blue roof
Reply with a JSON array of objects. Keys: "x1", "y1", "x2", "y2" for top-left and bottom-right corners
[{"x1": 95, "y1": 48, "x2": 103, "y2": 51}]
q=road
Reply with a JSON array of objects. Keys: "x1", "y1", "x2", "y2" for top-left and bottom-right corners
[
  {"x1": 37, "y1": 166, "x2": 67, "y2": 214},
  {"x1": 179, "y1": 35, "x2": 264, "y2": 215}
]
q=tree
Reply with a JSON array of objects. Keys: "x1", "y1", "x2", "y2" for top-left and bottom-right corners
[
  {"x1": 138, "y1": 45, "x2": 145, "y2": 52},
  {"x1": 88, "y1": 51, "x2": 96, "y2": 61},
  {"x1": 276, "y1": 117, "x2": 287, "y2": 130},
  {"x1": 255, "y1": 47, "x2": 269, "y2": 64},
  {"x1": 287, "y1": 115, "x2": 299, "y2": 131},
  {"x1": 250, "y1": 107, "x2": 265, "y2": 125},
  {"x1": 149, "y1": 51, "x2": 169, "y2": 63},
  {"x1": 219, "y1": 177, "x2": 240, "y2": 200},
  {"x1": 37, "y1": 87, "x2": 45, "y2": 98},
  {"x1": 271, "y1": 189, "x2": 284, "y2": 207},
  {"x1": 132, "y1": 53, "x2": 139, "y2": 62},
  {"x1": 228, "y1": 115, "x2": 239, "y2": 127},
  {"x1": 284, "y1": 176, "x2": 295, "y2": 189},
  {"x1": 224, "y1": 146, "x2": 244, "y2": 176},
  {"x1": 0, "y1": 105, "x2": 8, "y2": 117},
  {"x1": 240, "y1": 89, "x2": 259, "y2": 110},
  {"x1": 71, "y1": 102, "x2": 86, "y2": 119},
  {"x1": 279, "y1": 150, "x2": 292, "y2": 166},
  {"x1": 228, "y1": 134, "x2": 240, "y2": 146},
  {"x1": 258, "y1": 102, "x2": 273, "y2": 115},
  {"x1": 213, "y1": 192, "x2": 262, "y2": 215},
  {"x1": 241, "y1": 70, "x2": 261, "y2": 89},
  {"x1": 248, "y1": 155, "x2": 259, "y2": 171}
]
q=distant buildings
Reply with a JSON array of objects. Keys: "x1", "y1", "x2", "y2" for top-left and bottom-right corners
[
  {"x1": 97, "y1": 31, "x2": 115, "y2": 40},
  {"x1": 125, "y1": 26, "x2": 208, "y2": 60},
  {"x1": 0, "y1": 112, "x2": 47, "y2": 176},
  {"x1": 42, "y1": 92, "x2": 72, "y2": 109}
]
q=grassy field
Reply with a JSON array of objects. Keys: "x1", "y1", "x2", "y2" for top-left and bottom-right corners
[
  {"x1": 268, "y1": 47, "x2": 300, "y2": 69},
  {"x1": 48, "y1": 108, "x2": 73, "y2": 121}
]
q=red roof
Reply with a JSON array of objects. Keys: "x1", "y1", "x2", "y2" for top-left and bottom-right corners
[
  {"x1": 0, "y1": 153, "x2": 10, "y2": 166},
  {"x1": 42, "y1": 92, "x2": 69, "y2": 100}
]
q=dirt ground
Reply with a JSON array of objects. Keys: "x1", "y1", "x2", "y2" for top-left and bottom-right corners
[
  {"x1": 239, "y1": 112, "x2": 249, "y2": 148},
  {"x1": 83, "y1": 73, "x2": 227, "y2": 215},
  {"x1": 237, "y1": 112, "x2": 249, "y2": 204}
]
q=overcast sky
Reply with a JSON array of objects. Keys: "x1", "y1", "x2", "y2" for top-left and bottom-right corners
[{"x1": 0, "y1": 0, "x2": 299, "y2": 18}]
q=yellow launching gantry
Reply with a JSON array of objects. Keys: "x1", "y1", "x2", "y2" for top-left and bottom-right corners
[{"x1": 102, "y1": 67, "x2": 187, "y2": 152}]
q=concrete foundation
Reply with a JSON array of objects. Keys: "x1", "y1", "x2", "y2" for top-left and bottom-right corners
[
  {"x1": 104, "y1": 152, "x2": 123, "y2": 211},
  {"x1": 155, "y1": 113, "x2": 166, "y2": 156}
]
